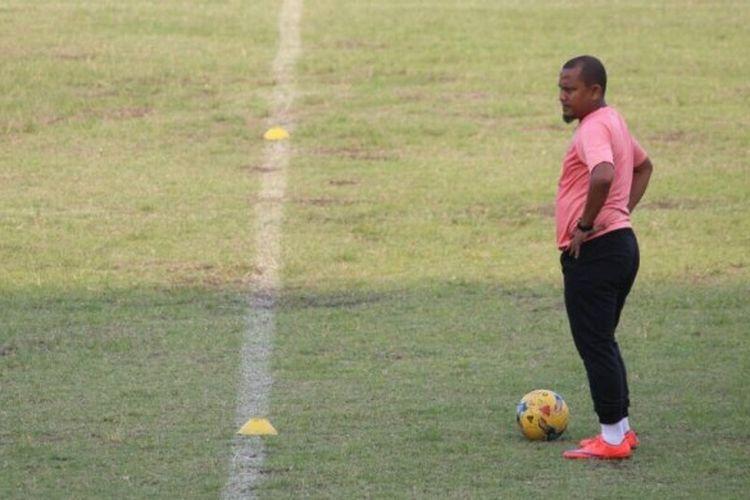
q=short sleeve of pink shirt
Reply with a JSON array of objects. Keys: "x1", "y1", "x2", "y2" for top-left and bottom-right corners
[
  {"x1": 555, "y1": 107, "x2": 649, "y2": 250},
  {"x1": 575, "y1": 120, "x2": 614, "y2": 171}
]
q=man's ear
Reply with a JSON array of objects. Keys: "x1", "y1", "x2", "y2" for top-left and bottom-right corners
[{"x1": 589, "y1": 84, "x2": 603, "y2": 101}]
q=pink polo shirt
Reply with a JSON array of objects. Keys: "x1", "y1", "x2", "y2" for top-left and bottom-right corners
[{"x1": 555, "y1": 106, "x2": 648, "y2": 250}]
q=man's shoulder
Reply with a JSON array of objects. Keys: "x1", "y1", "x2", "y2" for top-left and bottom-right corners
[
  {"x1": 578, "y1": 106, "x2": 628, "y2": 137},
  {"x1": 582, "y1": 106, "x2": 620, "y2": 124}
]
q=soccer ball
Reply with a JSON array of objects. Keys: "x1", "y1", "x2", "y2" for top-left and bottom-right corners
[{"x1": 516, "y1": 389, "x2": 569, "y2": 441}]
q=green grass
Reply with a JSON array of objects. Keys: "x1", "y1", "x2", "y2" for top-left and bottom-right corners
[
  {"x1": 266, "y1": 0, "x2": 750, "y2": 498},
  {"x1": 1, "y1": 288, "x2": 247, "y2": 497},
  {"x1": 1, "y1": 0, "x2": 749, "y2": 498},
  {"x1": 1, "y1": 0, "x2": 278, "y2": 497},
  {"x1": 267, "y1": 281, "x2": 748, "y2": 498}
]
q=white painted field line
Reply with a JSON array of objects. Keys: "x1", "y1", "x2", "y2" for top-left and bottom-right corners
[{"x1": 223, "y1": 1, "x2": 302, "y2": 498}]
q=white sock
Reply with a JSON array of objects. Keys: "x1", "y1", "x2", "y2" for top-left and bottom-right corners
[
  {"x1": 601, "y1": 422, "x2": 625, "y2": 445},
  {"x1": 620, "y1": 417, "x2": 631, "y2": 434}
]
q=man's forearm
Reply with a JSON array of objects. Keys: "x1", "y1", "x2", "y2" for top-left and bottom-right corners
[
  {"x1": 629, "y1": 158, "x2": 653, "y2": 212},
  {"x1": 580, "y1": 163, "x2": 614, "y2": 226}
]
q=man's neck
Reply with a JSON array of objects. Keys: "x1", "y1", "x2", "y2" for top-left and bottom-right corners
[{"x1": 579, "y1": 101, "x2": 607, "y2": 122}]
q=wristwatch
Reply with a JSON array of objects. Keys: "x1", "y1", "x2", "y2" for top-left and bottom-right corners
[{"x1": 576, "y1": 221, "x2": 594, "y2": 232}]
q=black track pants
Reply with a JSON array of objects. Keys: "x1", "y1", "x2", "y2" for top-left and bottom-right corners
[{"x1": 561, "y1": 228, "x2": 640, "y2": 425}]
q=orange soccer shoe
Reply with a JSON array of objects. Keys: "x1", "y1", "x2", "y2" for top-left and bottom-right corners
[
  {"x1": 579, "y1": 430, "x2": 640, "y2": 449},
  {"x1": 563, "y1": 435, "x2": 632, "y2": 460}
]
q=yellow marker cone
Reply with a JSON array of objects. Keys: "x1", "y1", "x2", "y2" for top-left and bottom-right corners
[
  {"x1": 238, "y1": 418, "x2": 278, "y2": 436},
  {"x1": 263, "y1": 126, "x2": 289, "y2": 141}
]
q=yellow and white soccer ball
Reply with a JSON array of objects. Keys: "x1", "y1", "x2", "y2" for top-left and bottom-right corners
[{"x1": 516, "y1": 389, "x2": 569, "y2": 441}]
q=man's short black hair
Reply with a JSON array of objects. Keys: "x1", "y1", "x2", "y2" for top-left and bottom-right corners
[{"x1": 563, "y1": 55, "x2": 607, "y2": 96}]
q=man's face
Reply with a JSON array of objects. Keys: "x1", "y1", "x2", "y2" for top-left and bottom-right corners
[{"x1": 558, "y1": 65, "x2": 597, "y2": 123}]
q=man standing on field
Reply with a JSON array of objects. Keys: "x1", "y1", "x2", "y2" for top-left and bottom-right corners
[{"x1": 555, "y1": 55, "x2": 653, "y2": 459}]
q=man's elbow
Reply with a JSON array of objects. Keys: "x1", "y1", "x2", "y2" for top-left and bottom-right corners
[{"x1": 635, "y1": 158, "x2": 653, "y2": 174}]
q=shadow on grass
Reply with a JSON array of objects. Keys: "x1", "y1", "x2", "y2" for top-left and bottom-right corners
[
  {"x1": 1, "y1": 280, "x2": 746, "y2": 498},
  {"x1": 0, "y1": 286, "x2": 248, "y2": 499},
  {"x1": 265, "y1": 279, "x2": 749, "y2": 498}
]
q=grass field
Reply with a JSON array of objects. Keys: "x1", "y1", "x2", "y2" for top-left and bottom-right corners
[{"x1": 2, "y1": 0, "x2": 749, "y2": 498}]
